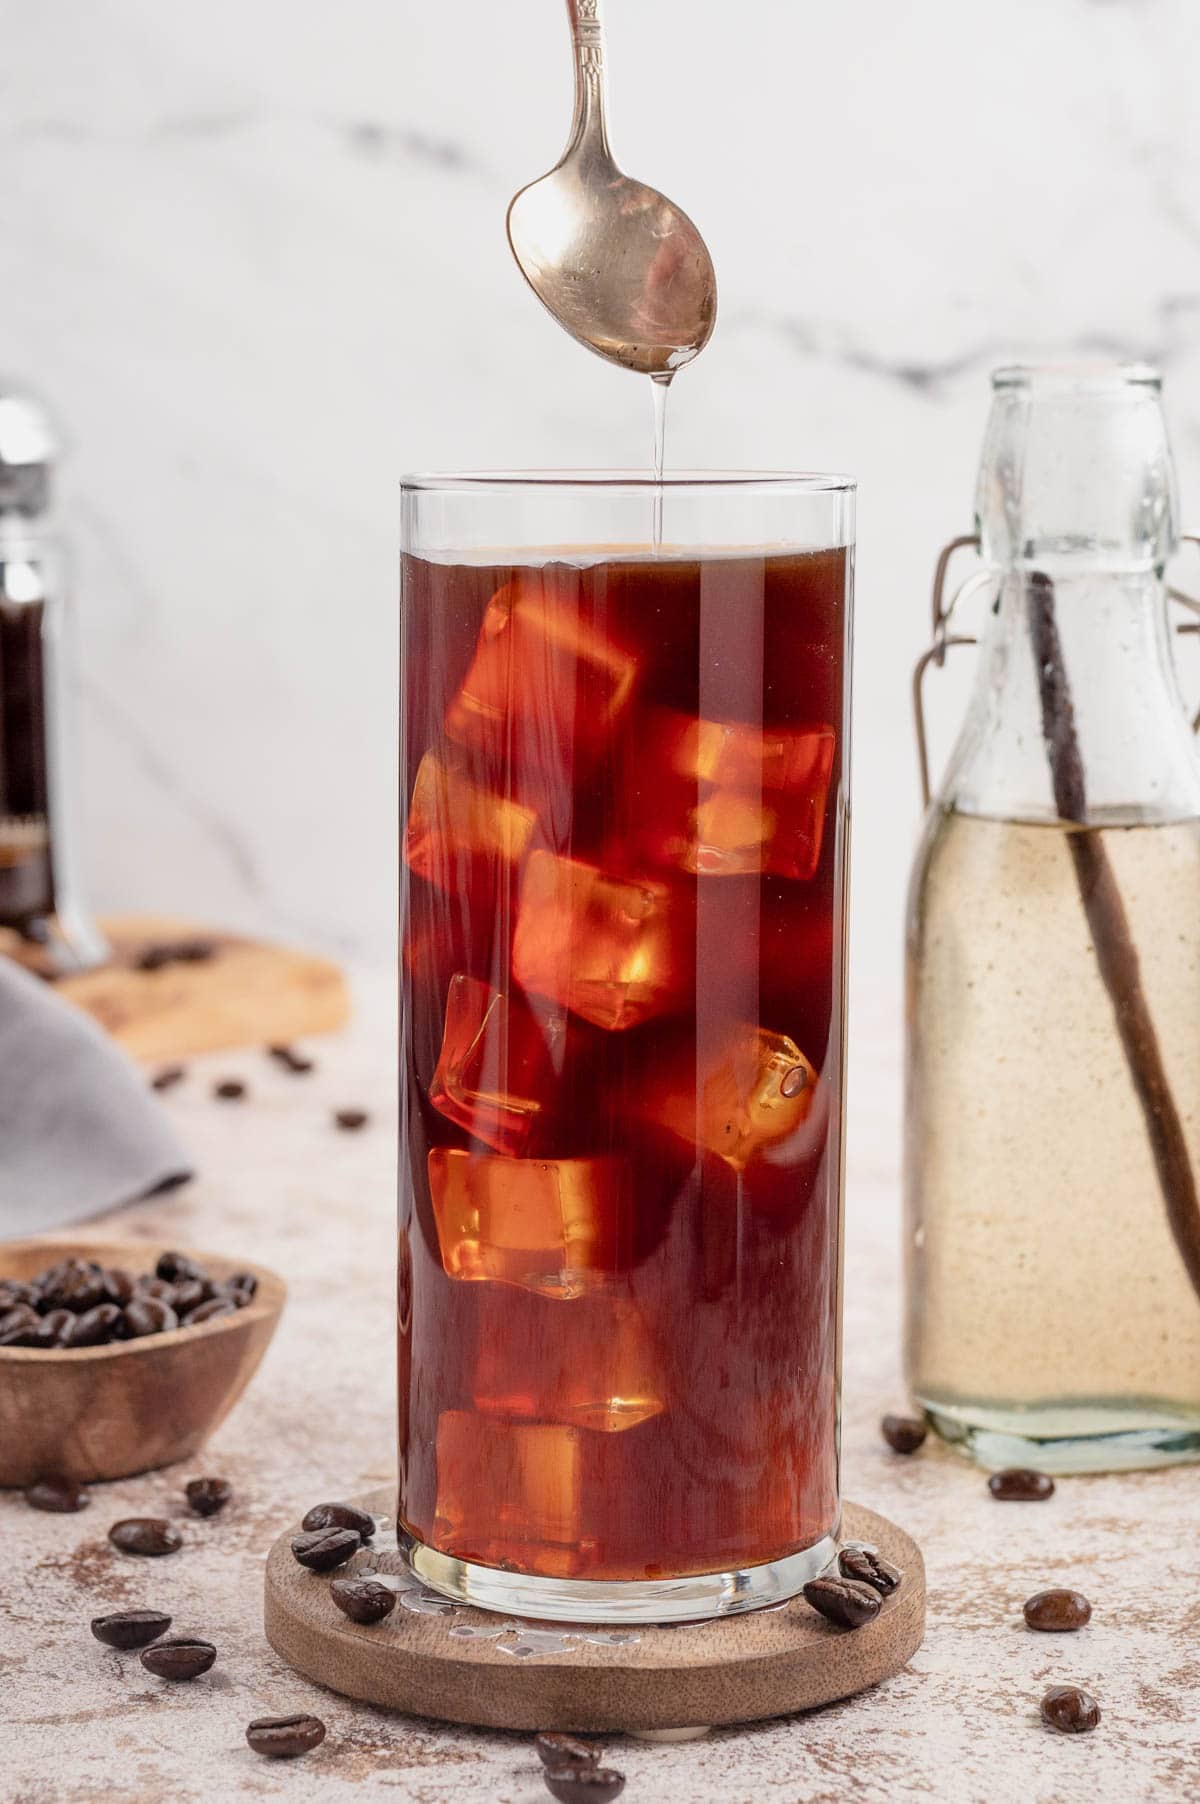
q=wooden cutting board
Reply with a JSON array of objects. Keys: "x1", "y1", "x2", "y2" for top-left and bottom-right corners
[{"x1": 1, "y1": 915, "x2": 350, "y2": 1062}]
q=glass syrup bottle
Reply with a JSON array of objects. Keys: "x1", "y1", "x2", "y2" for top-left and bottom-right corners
[{"x1": 905, "y1": 364, "x2": 1200, "y2": 1472}]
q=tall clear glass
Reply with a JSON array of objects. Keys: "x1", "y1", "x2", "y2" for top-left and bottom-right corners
[
  {"x1": 399, "y1": 472, "x2": 854, "y2": 1621},
  {"x1": 906, "y1": 366, "x2": 1200, "y2": 1472}
]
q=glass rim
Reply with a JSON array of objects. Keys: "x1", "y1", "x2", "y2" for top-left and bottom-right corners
[
  {"x1": 400, "y1": 468, "x2": 856, "y2": 494},
  {"x1": 991, "y1": 361, "x2": 1161, "y2": 392}
]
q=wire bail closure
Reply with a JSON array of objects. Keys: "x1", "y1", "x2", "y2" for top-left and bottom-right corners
[{"x1": 912, "y1": 532, "x2": 1200, "y2": 810}]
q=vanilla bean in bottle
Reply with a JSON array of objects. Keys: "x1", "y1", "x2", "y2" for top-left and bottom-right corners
[{"x1": 0, "y1": 390, "x2": 105, "y2": 967}]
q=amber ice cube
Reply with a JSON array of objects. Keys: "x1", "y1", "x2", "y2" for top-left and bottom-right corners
[
  {"x1": 427, "y1": 1147, "x2": 631, "y2": 1295},
  {"x1": 434, "y1": 1410, "x2": 590, "y2": 1576},
  {"x1": 635, "y1": 711, "x2": 836, "y2": 880},
  {"x1": 403, "y1": 750, "x2": 536, "y2": 892},
  {"x1": 472, "y1": 1286, "x2": 664, "y2": 1433},
  {"x1": 513, "y1": 849, "x2": 686, "y2": 1032},
  {"x1": 444, "y1": 573, "x2": 637, "y2": 770},
  {"x1": 648, "y1": 1025, "x2": 818, "y2": 1169},
  {"x1": 429, "y1": 974, "x2": 564, "y2": 1156}
]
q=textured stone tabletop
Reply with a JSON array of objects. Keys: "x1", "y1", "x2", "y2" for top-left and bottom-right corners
[{"x1": 3, "y1": 980, "x2": 1197, "y2": 1803}]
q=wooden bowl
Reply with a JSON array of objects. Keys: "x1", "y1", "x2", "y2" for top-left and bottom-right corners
[{"x1": 0, "y1": 1238, "x2": 286, "y2": 1487}]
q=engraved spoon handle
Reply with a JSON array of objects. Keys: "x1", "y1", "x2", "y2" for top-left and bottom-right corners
[{"x1": 565, "y1": 0, "x2": 611, "y2": 157}]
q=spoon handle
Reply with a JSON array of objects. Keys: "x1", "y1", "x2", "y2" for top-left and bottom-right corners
[{"x1": 565, "y1": 0, "x2": 611, "y2": 154}]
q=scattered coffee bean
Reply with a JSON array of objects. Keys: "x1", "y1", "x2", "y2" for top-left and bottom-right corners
[
  {"x1": 63, "y1": 1303, "x2": 124, "y2": 1347},
  {"x1": 150, "y1": 1064, "x2": 187, "y2": 1092},
  {"x1": 268, "y1": 1043, "x2": 314, "y2": 1075},
  {"x1": 123, "y1": 1297, "x2": 179, "y2": 1338},
  {"x1": 140, "y1": 1636, "x2": 216, "y2": 1680},
  {"x1": 536, "y1": 1732, "x2": 599, "y2": 1770},
  {"x1": 301, "y1": 1501, "x2": 375, "y2": 1540},
  {"x1": 333, "y1": 1108, "x2": 369, "y2": 1132},
  {"x1": 544, "y1": 1767, "x2": 625, "y2": 1803},
  {"x1": 1041, "y1": 1684, "x2": 1101, "y2": 1733},
  {"x1": 91, "y1": 1609, "x2": 172, "y2": 1650},
  {"x1": 989, "y1": 1468, "x2": 1055, "y2": 1502},
  {"x1": 186, "y1": 1477, "x2": 232, "y2": 1518},
  {"x1": 26, "y1": 1477, "x2": 90, "y2": 1513},
  {"x1": 802, "y1": 1575, "x2": 882, "y2": 1629},
  {"x1": 183, "y1": 1297, "x2": 236, "y2": 1326},
  {"x1": 330, "y1": 1578, "x2": 397, "y2": 1624},
  {"x1": 33, "y1": 1308, "x2": 75, "y2": 1348},
  {"x1": 1024, "y1": 1589, "x2": 1092, "y2": 1633},
  {"x1": 214, "y1": 1078, "x2": 247, "y2": 1101},
  {"x1": 881, "y1": 1413, "x2": 927, "y2": 1454},
  {"x1": 838, "y1": 1547, "x2": 902, "y2": 1595},
  {"x1": 109, "y1": 1518, "x2": 182, "y2": 1557},
  {"x1": 246, "y1": 1714, "x2": 327, "y2": 1759},
  {"x1": 291, "y1": 1527, "x2": 361, "y2": 1572}
]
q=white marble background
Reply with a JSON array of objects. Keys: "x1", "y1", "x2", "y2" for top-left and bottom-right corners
[{"x1": 5, "y1": 0, "x2": 1200, "y2": 1090}]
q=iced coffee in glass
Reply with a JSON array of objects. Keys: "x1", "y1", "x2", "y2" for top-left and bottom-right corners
[{"x1": 399, "y1": 473, "x2": 854, "y2": 1621}]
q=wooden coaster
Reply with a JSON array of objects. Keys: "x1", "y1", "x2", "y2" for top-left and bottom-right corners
[
  {"x1": 264, "y1": 1489, "x2": 924, "y2": 1731},
  {"x1": 2, "y1": 914, "x2": 349, "y2": 1059}
]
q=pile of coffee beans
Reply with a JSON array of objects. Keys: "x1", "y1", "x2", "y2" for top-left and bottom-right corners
[
  {"x1": 0, "y1": 1253, "x2": 258, "y2": 1349},
  {"x1": 535, "y1": 1734, "x2": 624, "y2": 1802}
]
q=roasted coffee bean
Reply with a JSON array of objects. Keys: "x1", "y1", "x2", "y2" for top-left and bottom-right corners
[
  {"x1": 989, "y1": 1468, "x2": 1055, "y2": 1502},
  {"x1": 64, "y1": 1303, "x2": 123, "y2": 1347},
  {"x1": 140, "y1": 1636, "x2": 216, "y2": 1680},
  {"x1": 155, "y1": 1251, "x2": 205, "y2": 1284},
  {"x1": 802, "y1": 1575, "x2": 882, "y2": 1629},
  {"x1": 334, "y1": 1108, "x2": 369, "y2": 1132},
  {"x1": 268, "y1": 1043, "x2": 314, "y2": 1075},
  {"x1": 1024, "y1": 1589, "x2": 1092, "y2": 1633},
  {"x1": 150, "y1": 1064, "x2": 187, "y2": 1092},
  {"x1": 41, "y1": 1265, "x2": 108, "y2": 1313},
  {"x1": 214, "y1": 1079, "x2": 246, "y2": 1101},
  {"x1": 838, "y1": 1547, "x2": 902, "y2": 1595},
  {"x1": 184, "y1": 1297, "x2": 236, "y2": 1326},
  {"x1": 33, "y1": 1308, "x2": 75, "y2": 1348},
  {"x1": 536, "y1": 1732, "x2": 599, "y2": 1770},
  {"x1": 123, "y1": 1297, "x2": 179, "y2": 1338},
  {"x1": 26, "y1": 1477, "x2": 90, "y2": 1512},
  {"x1": 301, "y1": 1501, "x2": 375, "y2": 1540},
  {"x1": 0, "y1": 1280, "x2": 40, "y2": 1310},
  {"x1": 109, "y1": 1518, "x2": 182, "y2": 1557},
  {"x1": 1041, "y1": 1684, "x2": 1101, "y2": 1733},
  {"x1": 186, "y1": 1476, "x2": 232, "y2": 1517},
  {"x1": 101, "y1": 1267, "x2": 135, "y2": 1305},
  {"x1": 881, "y1": 1413, "x2": 927, "y2": 1454},
  {"x1": 170, "y1": 1279, "x2": 209, "y2": 1313},
  {"x1": 91, "y1": 1609, "x2": 172, "y2": 1650},
  {"x1": 329, "y1": 1578, "x2": 397, "y2": 1624},
  {"x1": 220, "y1": 1284, "x2": 255, "y2": 1309},
  {"x1": 176, "y1": 938, "x2": 217, "y2": 963},
  {"x1": 136, "y1": 1275, "x2": 178, "y2": 1302},
  {"x1": 291, "y1": 1527, "x2": 361, "y2": 1571},
  {"x1": 0, "y1": 1303, "x2": 42, "y2": 1344},
  {"x1": 246, "y1": 1714, "x2": 327, "y2": 1759},
  {"x1": 544, "y1": 1767, "x2": 625, "y2": 1803},
  {"x1": 136, "y1": 939, "x2": 216, "y2": 972},
  {"x1": 226, "y1": 1270, "x2": 258, "y2": 1298}
]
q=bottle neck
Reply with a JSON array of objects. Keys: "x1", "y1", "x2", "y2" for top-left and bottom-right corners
[{"x1": 941, "y1": 566, "x2": 1200, "y2": 826}]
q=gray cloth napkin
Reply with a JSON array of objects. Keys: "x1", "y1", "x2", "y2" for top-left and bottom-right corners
[{"x1": 0, "y1": 955, "x2": 192, "y2": 1236}]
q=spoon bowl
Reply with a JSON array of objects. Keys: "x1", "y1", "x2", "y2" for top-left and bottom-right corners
[{"x1": 507, "y1": 0, "x2": 716, "y2": 378}]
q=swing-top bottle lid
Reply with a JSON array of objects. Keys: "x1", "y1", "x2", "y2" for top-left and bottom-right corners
[{"x1": 0, "y1": 388, "x2": 57, "y2": 517}]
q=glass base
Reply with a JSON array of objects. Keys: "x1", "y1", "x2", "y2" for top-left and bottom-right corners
[
  {"x1": 401, "y1": 1530, "x2": 840, "y2": 1625},
  {"x1": 923, "y1": 1399, "x2": 1200, "y2": 1475}
]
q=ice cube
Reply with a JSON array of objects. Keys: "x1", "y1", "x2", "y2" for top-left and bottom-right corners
[
  {"x1": 403, "y1": 750, "x2": 536, "y2": 892},
  {"x1": 429, "y1": 974, "x2": 564, "y2": 1156},
  {"x1": 647, "y1": 1024, "x2": 818, "y2": 1169},
  {"x1": 445, "y1": 574, "x2": 637, "y2": 770},
  {"x1": 633, "y1": 711, "x2": 836, "y2": 881},
  {"x1": 513, "y1": 849, "x2": 687, "y2": 1031},
  {"x1": 473, "y1": 1287, "x2": 664, "y2": 1433},
  {"x1": 434, "y1": 1409, "x2": 586, "y2": 1573},
  {"x1": 427, "y1": 1147, "x2": 632, "y2": 1294}
]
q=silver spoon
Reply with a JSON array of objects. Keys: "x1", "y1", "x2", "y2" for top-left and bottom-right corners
[{"x1": 507, "y1": 0, "x2": 717, "y2": 378}]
